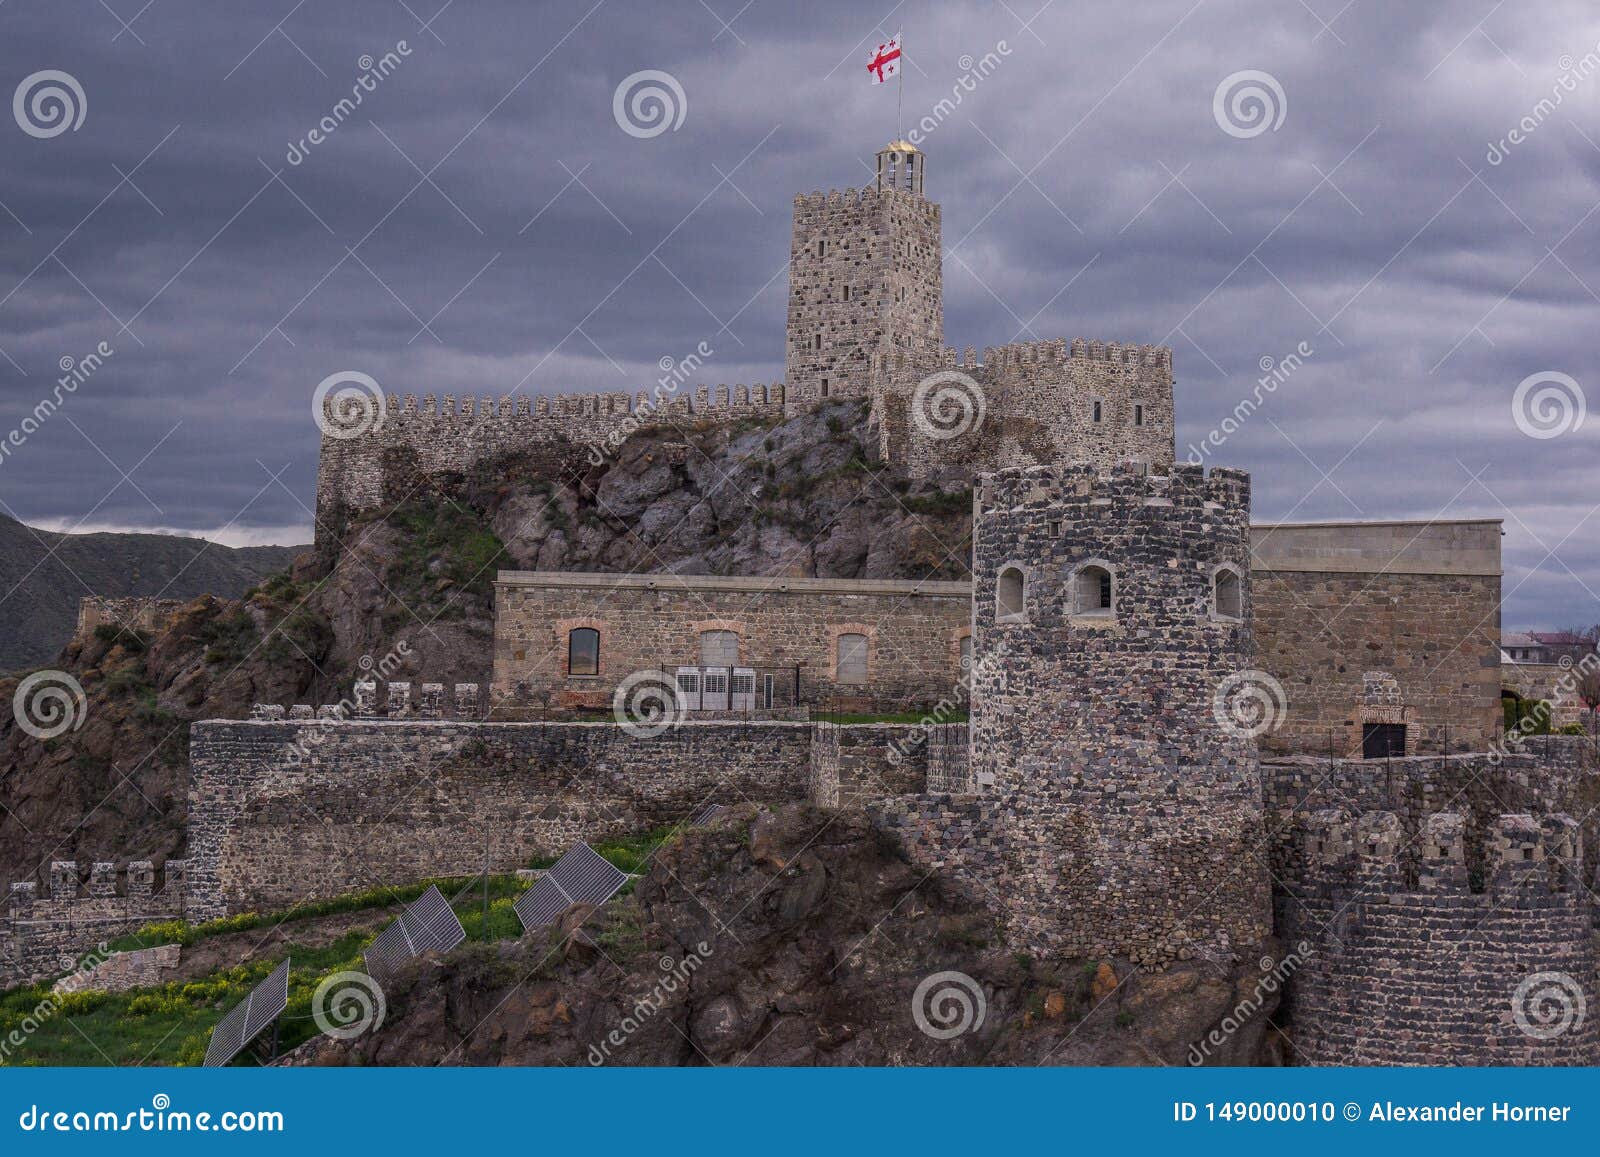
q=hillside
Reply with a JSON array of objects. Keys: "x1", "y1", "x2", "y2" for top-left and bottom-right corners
[
  {"x1": 0, "y1": 515, "x2": 304, "y2": 671},
  {"x1": 0, "y1": 398, "x2": 973, "y2": 887}
]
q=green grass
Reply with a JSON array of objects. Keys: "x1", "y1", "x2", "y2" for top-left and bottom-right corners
[{"x1": 6, "y1": 875, "x2": 535, "y2": 1067}]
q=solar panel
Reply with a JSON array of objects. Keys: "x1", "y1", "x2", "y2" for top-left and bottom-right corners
[
  {"x1": 203, "y1": 958, "x2": 290, "y2": 1067},
  {"x1": 514, "y1": 844, "x2": 628, "y2": 931},
  {"x1": 364, "y1": 885, "x2": 467, "y2": 976},
  {"x1": 689, "y1": 802, "x2": 725, "y2": 828}
]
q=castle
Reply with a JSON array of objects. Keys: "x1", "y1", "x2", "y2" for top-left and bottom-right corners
[{"x1": 9, "y1": 141, "x2": 1595, "y2": 1066}]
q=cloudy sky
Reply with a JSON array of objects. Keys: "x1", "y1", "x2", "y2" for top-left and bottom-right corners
[{"x1": 0, "y1": 0, "x2": 1596, "y2": 627}]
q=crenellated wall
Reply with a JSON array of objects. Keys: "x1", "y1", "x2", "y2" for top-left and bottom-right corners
[
  {"x1": 1286, "y1": 808, "x2": 1598, "y2": 1065},
  {"x1": 1, "y1": 859, "x2": 186, "y2": 989},
  {"x1": 312, "y1": 384, "x2": 788, "y2": 544},
  {"x1": 871, "y1": 337, "x2": 1176, "y2": 480}
]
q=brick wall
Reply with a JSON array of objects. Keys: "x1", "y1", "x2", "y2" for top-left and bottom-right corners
[{"x1": 491, "y1": 572, "x2": 971, "y2": 714}]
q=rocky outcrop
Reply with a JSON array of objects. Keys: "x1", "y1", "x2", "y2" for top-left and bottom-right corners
[{"x1": 286, "y1": 804, "x2": 1281, "y2": 1067}]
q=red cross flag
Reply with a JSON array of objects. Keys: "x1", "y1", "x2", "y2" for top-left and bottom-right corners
[{"x1": 867, "y1": 33, "x2": 902, "y2": 84}]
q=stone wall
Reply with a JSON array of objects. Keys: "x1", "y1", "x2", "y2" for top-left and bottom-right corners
[
  {"x1": 963, "y1": 462, "x2": 1272, "y2": 965},
  {"x1": 491, "y1": 572, "x2": 971, "y2": 714},
  {"x1": 873, "y1": 339, "x2": 1176, "y2": 481},
  {"x1": 1250, "y1": 519, "x2": 1503, "y2": 756},
  {"x1": 186, "y1": 716, "x2": 933, "y2": 920},
  {"x1": 1286, "y1": 809, "x2": 1597, "y2": 1065},
  {"x1": 74, "y1": 596, "x2": 186, "y2": 642},
  {"x1": 2, "y1": 860, "x2": 185, "y2": 989},
  {"x1": 55, "y1": 944, "x2": 180, "y2": 993},
  {"x1": 313, "y1": 385, "x2": 788, "y2": 544},
  {"x1": 806, "y1": 723, "x2": 926, "y2": 809}
]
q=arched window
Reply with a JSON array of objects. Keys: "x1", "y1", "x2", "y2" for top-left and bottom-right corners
[
  {"x1": 997, "y1": 566, "x2": 1026, "y2": 622},
  {"x1": 699, "y1": 629, "x2": 740, "y2": 667},
  {"x1": 567, "y1": 627, "x2": 599, "y2": 676},
  {"x1": 836, "y1": 633, "x2": 869, "y2": 683},
  {"x1": 1075, "y1": 564, "x2": 1113, "y2": 617},
  {"x1": 1213, "y1": 567, "x2": 1242, "y2": 620}
]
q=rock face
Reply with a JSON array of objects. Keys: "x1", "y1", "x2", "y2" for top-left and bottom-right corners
[{"x1": 287, "y1": 804, "x2": 1282, "y2": 1067}]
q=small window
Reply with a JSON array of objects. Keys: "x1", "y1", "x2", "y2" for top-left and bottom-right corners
[
  {"x1": 959, "y1": 634, "x2": 973, "y2": 672},
  {"x1": 817, "y1": 239, "x2": 826, "y2": 257},
  {"x1": 567, "y1": 627, "x2": 599, "y2": 676},
  {"x1": 1134, "y1": 403, "x2": 1144, "y2": 426},
  {"x1": 997, "y1": 566, "x2": 1026, "y2": 622},
  {"x1": 837, "y1": 633, "x2": 868, "y2": 683},
  {"x1": 1092, "y1": 399, "x2": 1103, "y2": 424},
  {"x1": 1047, "y1": 520, "x2": 1062, "y2": 538},
  {"x1": 821, "y1": 379, "x2": 830, "y2": 397},
  {"x1": 842, "y1": 285, "x2": 850, "y2": 301},
  {"x1": 700, "y1": 630, "x2": 740, "y2": 667},
  {"x1": 1075, "y1": 565, "x2": 1112, "y2": 616},
  {"x1": 1213, "y1": 567, "x2": 1242, "y2": 619},
  {"x1": 814, "y1": 332, "x2": 823, "y2": 351}
]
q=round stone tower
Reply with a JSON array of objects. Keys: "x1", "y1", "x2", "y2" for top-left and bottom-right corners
[{"x1": 969, "y1": 460, "x2": 1273, "y2": 966}]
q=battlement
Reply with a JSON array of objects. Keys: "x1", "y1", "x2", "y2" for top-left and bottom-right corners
[
  {"x1": 342, "y1": 383, "x2": 787, "y2": 424},
  {"x1": 1, "y1": 859, "x2": 187, "y2": 987},
  {"x1": 792, "y1": 185, "x2": 939, "y2": 217},
  {"x1": 1300, "y1": 808, "x2": 1584, "y2": 897},
  {"x1": 976, "y1": 461, "x2": 1249, "y2": 516},
  {"x1": 250, "y1": 679, "x2": 482, "y2": 722}
]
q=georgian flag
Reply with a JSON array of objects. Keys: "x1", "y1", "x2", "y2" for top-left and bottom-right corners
[{"x1": 867, "y1": 32, "x2": 902, "y2": 84}]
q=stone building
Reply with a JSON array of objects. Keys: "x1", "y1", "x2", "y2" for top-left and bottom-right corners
[{"x1": 491, "y1": 571, "x2": 970, "y2": 716}]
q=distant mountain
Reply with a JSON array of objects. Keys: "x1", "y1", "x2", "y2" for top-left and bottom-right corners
[{"x1": 0, "y1": 515, "x2": 306, "y2": 670}]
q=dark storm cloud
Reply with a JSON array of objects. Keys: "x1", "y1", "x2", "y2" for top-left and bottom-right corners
[{"x1": 0, "y1": 0, "x2": 1597, "y2": 626}]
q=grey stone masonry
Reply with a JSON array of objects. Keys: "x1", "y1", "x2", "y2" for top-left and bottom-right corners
[
  {"x1": 785, "y1": 179, "x2": 942, "y2": 409},
  {"x1": 964, "y1": 461, "x2": 1271, "y2": 965},
  {"x1": 1287, "y1": 808, "x2": 1597, "y2": 1065},
  {"x1": 1, "y1": 860, "x2": 186, "y2": 989}
]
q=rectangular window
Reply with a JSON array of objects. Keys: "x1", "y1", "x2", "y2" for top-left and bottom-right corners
[
  {"x1": 842, "y1": 285, "x2": 850, "y2": 301},
  {"x1": 1092, "y1": 400, "x2": 1103, "y2": 423},
  {"x1": 836, "y1": 633, "x2": 869, "y2": 683},
  {"x1": 1134, "y1": 404, "x2": 1144, "y2": 426},
  {"x1": 821, "y1": 379, "x2": 830, "y2": 397},
  {"x1": 817, "y1": 239, "x2": 826, "y2": 257},
  {"x1": 814, "y1": 332, "x2": 823, "y2": 351},
  {"x1": 1047, "y1": 521, "x2": 1062, "y2": 538},
  {"x1": 700, "y1": 630, "x2": 740, "y2": 667}
]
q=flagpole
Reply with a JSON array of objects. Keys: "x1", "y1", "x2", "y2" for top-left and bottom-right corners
[{"x1": 896, "y1": 32, "x2": 904, "y2": 141}]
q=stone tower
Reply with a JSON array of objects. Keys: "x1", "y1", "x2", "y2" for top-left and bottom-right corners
[
  {"x1": 784, "y1": 141, "x2": 943, "y2": 411},
  {"x1": 968, "y1": 461, "x2": 1273, "y2": 965}
]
